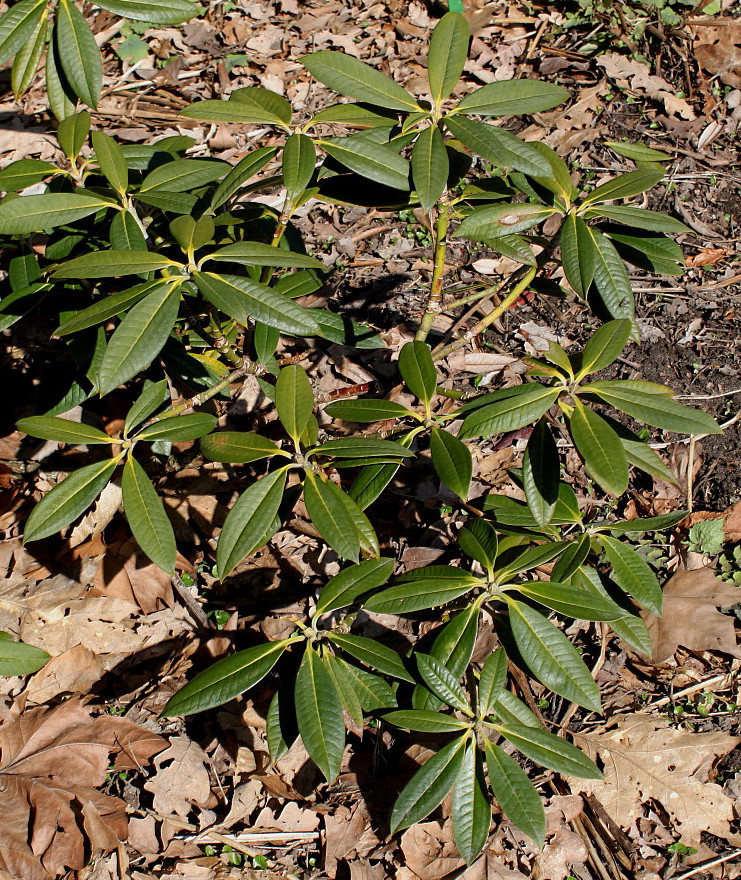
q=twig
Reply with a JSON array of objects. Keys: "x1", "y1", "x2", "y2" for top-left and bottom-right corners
[
  {"x1": 650, "y1": 408, "x2": 741, "y2": 449},
  {"x1": 649, "y1": 673, "x2": 729, "y2": 709},
  {"x1": 416, "y1": 203, "x2": 451, "y2": 342},
  {"x1": 675, "y1": 850, "x2": 741, "y2": 880},
  {"x1": 675, "y1": 388, "x2": 741, "y2": 401},
  {"x1": 171, "y1": 573, "x2": 212, "y2": 629}
]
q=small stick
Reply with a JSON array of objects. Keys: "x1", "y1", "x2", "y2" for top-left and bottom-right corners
[
  {"x1": 171, "y1": 573, "x2": 212, "y2": 629},
  {"x1": 675, "y1": 850, "x2": 741, "y2": 880}
]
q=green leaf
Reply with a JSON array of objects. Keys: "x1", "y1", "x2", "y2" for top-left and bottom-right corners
[
  {"x1": 384, "y1": 710, "x2": 470, "y2": 733},
  {"x1": 0, "y1": 0, "x2": 45, "y2": 65},
  {"x1": 445, "y1": 116, "x2": 552, "y2": 178},
  {"x1": 339, "y1": 662, "x2": 396, "y2": 712},
  {"x1": 459, "y1": 384, "x2": 560, "y2": 440},
  {"x1": 266, "y1": 689, "x2": 294, "y2": 761},
  {"x1": 390, "y1": 735, "x2": 468, "y2": 833},
  {"x1": 414, "y1": 603, "x2": 480, "y2": 711},
  {"x1": 495, "y1": 542, "x2": 570, "y2": 582},
  {"x1": 586, "y1": 205, "x2": 690, "y2": 234},
  {"x1": 134, "y1": 413, "x2": 217, "y2": 442},
  {"x1": 622, "y1": 438, "x2": 678, "y2": 483},
  {"x1": 98, "y1": 283, "x2": 181, "y2": 396},
  {"x1": 211, "y1": 146, "x2": 277, "y2": 209},
  {"x1": 508, "y1": 581, "x2": 620, "y2": 621},
  {"x1": 23, "y1": 457, "x2": 119, "y2": 542},
  {"x1": 324, "y1": 398, "x2": 415, "y2": 423},
  {"x1": 56, "y1": 110, "x2": 90, "y2": 161},
  {"x1": 282, "y1": 132, "x2": 316, "y2": 207},
  {"x1": 522, "y1": 418, "x2": 559, "y2": 526},
  {"x1": 217, "y1": 468, "x2": 288, "y2": 578},
  {"x1": 194, "y1": 272, "x2": 319, "y2": 337},
  {"x1": 322, "y1": 652, "x2": 364, "y2": 727},
  {"x1": 17, "y1": 415, "x2": 113, "y2": 445},
  {"x1": 568, "y1": 399, "x2": 628, "y2": 496},
  {"x1": 398, "y1": 340, "x2": 437, "y2": 406},
  {"x1": 54, "y1": 250, "x2": 181, "y2": 279},
  {"x1": 608, "y1": 231, "x2": 684, "y2": 275},
  {"x1": 327, "y1": 632, "x2": 414, "y2": 682},
  {"x1": 316, "y1": 557, "x2": 395, "y2": 615},
  {"x1": 139, "y1": 158, "x2": 225, "y2": 193},
  {"x1": 121, "y1": 456, "x2": 176, "y2": 572},
  {"x1": 95, "y1": 0, "x2": 199, "y2": 25},
  {"x1": 57, "y1": 0, "x2": 102, "y2": 108},
  {"x1": 599, "y1": 534, "x2": 662, "y2": 615},
  {"x1": 110, "y1": 210, "x2": 147, "y2": 251},
  {"x1": 319, "y1": 136, "x2": 410, "y2": 190},
  {"x1": 491, "y1": 689, "x2": 541, "y2": 728},
  {"x1": 430, "y1": 428, "x2": 472, "y2": 500},
  {"x1": 162, "y1": 639, "x2": 294, "y2": 716},
  {"x1": 550, "y1": 534, "x2": 591, "y2": 582},
  {"x1": 507, "y1": 601, "x2": 602, "y2": 711},
  {"x1": 412, "y1": 125, "x2": 449, "y2": 213},
  {"x1": 496, "y1": 723, "x2": 601, "y2": 779},
  {"x1": 0, "y1": 158, "x2": 58, "y2": 192},
  {"x1": 204, "y1": 242, "x2": 322, "y2": 269},
  {"x1": 605, "y1": 141, "x2": 670, "y2": 163},
  {"x1": 304, "y1": 473, "x2": 362, "y2": 562},
  {"x1": 591, "y1": 230, "x2": 635, "y2": 322},
  {"x1": 45, "y1": 33, "x2": 77, "y2": 122},
  {"x1": 428, "y1": 12, "x2": 469, "y2": 106},
  {"x1": 577, "y1": 319, "x2": 632, "y2": 379},
  {"x1": 365, "y1": 568, "x2": 480, "y2": 614},
  {"x1": 583, "y1": 380, "x2": 721, "y2": 434},
  {"x1": 124, "y1": 379, "x2": 168, "y2": 436},
  {"x1": 11, "y1": 10, "x2": 46, "y2": 98},
  {"x1": 310, "y1": 438, "x2": 413, "y2": 461},
  {"x1": 180, "y1": 90, "x2": 292, "y2": 127},
  {"x1": 416, "y1": 653, "x2": 471, "y2": 714},
  {"x1": 302, "y1": 50, "x2": 418, "y2": 112},
  {"x1": 456, "y1": 202, "x2": 556, "y2": 242},
  {"x1": 599, "y1": 511, "x2": 687, "y2": 533},
  {"x1": 560, "y1": 214, "x2": 596, "y2": 298},
  {"x1": 483, "y1": 740, "x2": 545, "y2": 847},
  {"x1": 54, "y1": 281, "x2": 160, "y2": 336},
  {"x1": 92, "y1": 131, "x2": 128, "y2": 194},
  {"x1": 0, "y1": 193, "x2": 111, "y2": 235},
  {"x1": 456, "y1": 79, "x2": 569, "y2": 117},
  {"x1": 478, "y1": 647, "x2": 507, "y2": 716},
  {"x1": 310, "y1": 102, "x2": 399, "y2": 128},
  {"x1": 200, "y1": 431, "x2": 284, "y2": 464},
  {"x1": 0, "y1": 632, "x2": 49, "y2": 676},
  {"x1": 580, "y1": 167, "x2": 664, "y2": 208},
  {"x1": 169, "y1": 215, "x2": 215, "y2": 253},
  {"x1": 295, "y1": 645, "x2": 346, "y2": 782},
  {"x1": 458, "y1": 519, "x2": 498, "y2": 573},
  {"x1": 135, "y1": 191, "x2": 197, "y2": 214},
  {"x1": 452, "y1": 742, "x2": 490, "y2": 864},
  {"x1": 275, "y1": 365, "x2": 313, "y2": 443}
]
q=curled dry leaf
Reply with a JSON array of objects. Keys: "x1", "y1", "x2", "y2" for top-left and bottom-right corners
[
  {"x1": 596, "y1": 53, "x2": 696, "y2": 120},
  {"x1": 0, "y1": 699, "x2": 166, "y2": 880},
  {"x1": 691, "y1": 20, "x2": 741, "y2": 89},
  {"x1": 570, "y1": 713, "x2": 741, "y2": 848},
  {"x1": 643, "y1": 567, "x2": 741, "y2": 663}
]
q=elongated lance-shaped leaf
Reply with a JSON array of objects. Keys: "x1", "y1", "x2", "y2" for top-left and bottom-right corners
[
  {"x1": 585, "y1": 204, "x2": 691, "y2": 234},
  {"x1": 483, "y1": 739, "x2": 546, "y2": 847},
  {"x1": 496, "y1": 722, "x2": 601, "y2": 778},
  {"x1": 57, "y1": 0, "x2": 102, "y2": 108},
  {"x1": 316, "y1": 557, "x2": 395, "y2": 616},
  {"x1": 328, "y1": 632, "x2": 413, "y2": 682},
  {"x1": 0, "y1": 193, "x2": 112, "y2": 235},
  {"x1": 200, "y1": 431, "x2": 286, "y2": 464},
  {"x1": 412, "y1": 125, "x2": 449, "y2": 213},
  {"x1": 91, "y1": 131, "x2": 128, "y2": 194},
  {"x1": 310, "y1": 438, "x2": 413, "y2": 461},
  {"x1": 324, "y1": 398, "x2": 415, "y2": 423},
  {"x1": 576, "y1": 319, "x2": 632, "y2": 379},
  {"x1": 319, "y1": 136, "x2": 410, "y2": 191},
  {"x1": 211, "y1": 146, "x2": 277, "y2": 209},
  {"x1": 0, "y1": 632, "x2": 49, "y2": 676},
  {"x1": 550, "y1": 533, "x2": 591, "y2": 582},
  {"x1": 12, "y1": 10, "x2": 47, "y2": 98},
  {"x1": 416, "y1": 653, "x2": 472, "y2": 714},
  {"x1": 385, "y1": 709, "x2": 471, "y2": 734},
  {"x1": 202, "y1": 242, "x2": 322, "y2": 269},
  {"x1": 339, "y1": 661, "x2": 396, "y2": 712},
  {"x1": 591, "y1": 230, "x2": 636, "y2": 323},
  {"x1": 17, "y1": 415, "x2": 113, "y2": 446},
  {"x1": 162, "y1": 638, "x2": 295, "y2": 717},
  {"x1": 398, "y1": 340, "x2": 436, "y2": 406},
  {"x1": 282, "y1": 132, "x2": 316, "y2": 207},
  {"x1": 428, "y1": 11, "x2": 469, "y2": 106},
  {"x1": 598, "y1": 534, "x2": 662, "y2": 615},
  {"x1": 459, "y1": 384, "x2": 560, "y2": 440},
  {"x1": 458, "y1": 518, "x2": 498, "y2": 574},
  {"x1": 124, "y1": 380, "x2": 168, "y2": 436},
  {"x1": 452, "y1": 742, "x2": 490, "y2": 864},
  {"x1": 98, "y1": 283, "x2": 181, "y2": 396},
  {"x1": 430, "y1": 428, "x2": 472, "y2": 500},
  {"x1": 304, "y1": 473, "x2": 362, "y2": 561},
  {"x1": 139, "y1": 158, "x2": 226, "y2": 193},
  {"x1": 457, "y1": 78, "x2": 569, "y2": 117},
  {"x1": 54, "y1": 250, "x2": 183, "y2": 279},
  {"x1": 23, "y1": 457, "x2": 119, "y2": 543},
  {"x1": 110, "y1": 210, "x2": 147, "y2": 251},
  {"x1": 364, "y1": 569, "x2": 481, "y2": 615},
  {"x1": 445, "y1": 116, "x2": 552, "y2": 178},
  {"x1": 170, "y1": 216, "x2": 215, "y2": 253},
  {"x1": 56, "y1": 110, "x2": 90, "y2": 160},
  {"x1": 217, "y1": 468, "x2": 288, "y2": 579},
  {"x1": 507, "y1": 581, "x2": 621, "y2": 621},
  {"x1": 46, "y1": 31, "x2": 76, "y2": 122},
  {"x1": 295, "y1": 645, "x2": 346, "y2": 782},
  {"x1": 522, "y1": 418, "x2": 559, "y2": 526},
  {"x1": 0, "y1": 0, "x2": 45, "y2": 66},
  {"x1": 121, "y1": 456, "x2": 176, "y2": 573},
  {"x1": 55, "y1": 282, "x2": 160, "y2": 336},
  {"x1": 390, "y1": 734, "x2": 469, "y2": 833},
  {"x1": 275, "y1": 365, "x2": 313, "y2": 444},
  {"x1": 560, "y1": 214, "x2": 596, "y2": 298},
  {"x1": 568, "y1": 398, "x2": 628, "y2": 496},
  {"x1": 95, "y1": 0, "x2": 199, "y2": 25},
  {"x1": 135, "y1": 413, "x2": 217, "y2": 443},
  {"x1": 580, "y1": 166, "x2": 664, "y2": 208},
  {"x1": 456, "y1": 202, "x2": 556, "y2": 242},
  {"x1": 0, "y1": 158, "x2": 58, "y2": 192},
  {"x1": 507, "y1": 600, "x2": 602, "y2": 712},
  {"x1": 302, "y1": 50, "x2": 418, "y2": 111},
  {"x1": 322, "y1": 652, "x2": 364, "y2": 727},
  {"x1": 478, "y1": 646, "x2": 508, "y2": 716},
  {"x1": 181, "y1": 91, "x2": 291, "y2": 127}
]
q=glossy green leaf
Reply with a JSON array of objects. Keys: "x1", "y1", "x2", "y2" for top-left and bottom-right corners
[
  {"x1": 95, "y1": 0, "x2": 199, "y2": 24},
  {"x1": 124, "y1": 379, "x2": 168, "y2": 436},
  {"x1": 412, "y1": 125, "x2": 449, "y2": 213},
  {"x1": 282, "y1": 132, "x2": 316, "y2": 207},
  {"x1": 587, "y1": 205, "x2": 690, "y2": 234},
  {"x1": 316, "y1": 557, "x2": 395, "y2": 615},
  {"x1": 341, "y1": 663, "x2": 396, "y2": 712},
  {"x1": 605, "y1": 141, "x2": 670, "y2": 163},
  {"x1": 457, "y1": 79, "x2": 569, "y2": 117},
  {"x1": 194, "y1": 272, "x2": 319, "y2": 337},
  {"x1": 398, "y1": 340, "x2": 437, "y2": 406},
  {"x1": 508, "y1": 581, "x2": 620, "y2": 621},
  {"x1": 0, "y1": 0, "x2": 45, "y2": 66},
  {"x1": 522, "y1": 418, "x2": 559, "y2": 526},
  {"x1": 575, "y1": 566, "x2": 653, "y2": 657},
  {"x1": 92, "y1": 131, "x2": 128, "y2": 194},
  {"x1": 568, "y1": 399, "x2": 628, "y2": 496},
  {"x1": 217, "y1": 468, "x2": 288, "y2": 578},
  {"x1": 169, "y1": 215, "x2": 215, "y2": 253},
  {"x1": 445, "y1": 116, "x2": 552, "y2": 178},
  {"x1": 581, "y1": 167, "x2": 664, "y2": 207},
  {"x1": 385, "y1": 710, "x2": 470, "y2": 733},
  {"x1": 599, "y1": 511, "x2": 687, "y2": 534},
  {"x1": 452, "y1": 742, "x2": 490, "y2": 864},
  {"x1": 310, "y1": 102, "x2": 399, "y2": 128},
  {"x1": 430, "y1": 428, "x2": 472, "y2": 500},
  {"x1": 622, "y1": 438, "x2": 678, "y2": 484},
  {"x1": 139, "y1": 158, "x2": 225, "y2": 193},
  {"x1": 507, "y1": 601, "x2": 602, "y2": 711},
  {"x1": 0, "y1": 193, "x2": 111, "y2": 235},
  {"x1": 428, "y1": 12, "x2": 469, "y2": 106},
  {"x1": 98, "y1": 283, "x2": 181, "y2": 396},
  {"x1": 110, "y1": 210, "x2": 147, "y2": 251},
  {"x1": 483, "y1": 740, "x2": 545, "y2": 847},
  {"x1": 204, "y1": 242, "x2": 322, "y2": 269},
  {"x1": 477, "y1": 647, "x2": 507, "y2": 716},
  {"x1": 181, "y1": 90, "x2": 291, "y2": 127},
  {"x1": 295, "y1": 646, "x2": 346, "y2": 782},
  {"x1": 134, "y1": 413, "x2": 217, "y2": 442},
  {"x1": 365, "y1": 568, "x2": 480, "y2": 614},
  {"x1": 121, "y1": 456, "x2": 176, "y2": 572},
  {"x1": 311, "y1": 438, "x2": 413, "y2": 461},
  {"x1": 599, "y1": 534, "x2": 662, "y2": 615},
  {"x1": 0, "y1": 632, "x2": 49, "y2": 676},
  {"x1": 390, "y1": 734, "x2": 468, "y2": 833},
  {"x1": 577, "y1": 319, "x2": 632, "y2": 379},
  {"x1": 57, "y1": 0, "x2": 102, "y2": 108},
  {"x1": 275, "y1": 365, "x2": 313, "y2": 443},
  {"x1": 302, "y1": 50, "x2": 418, "y2": 112},
  {"x1": 304, "y1": 473, "x2": 363, "y2": 561},
  {"x1": 560, "y1": 214, "x2": 596, "y2": 298},
  {"x1": 11, "y1": 11, "x2": 46, "y2": 98},
  {"x1": 327, "y1": 633, "x2": 414, "y2": 683},
  {"x1": 56, "y1": 110, "x2": 90, "y2": 160},
  {"x1": 322, "y1": 652, "x2": 364, "y2": 727},
  {"x1": 459, "y1": 384, "x2": 560, "y2": 440},
  {"x1": 200, "y1": 431, "x2": 284, "y2": 464},
  {"x1": 324, "y1": 398, "x2": 414, "y2": 423},
  {"x1": 17, "y1": 415, "x2": 113, "y2": 445},
  {"x1": 54, "y1": 250, "x2": 181, "y2": 279},
  {"x1": 319, "y1": 136, "x2": 410, "y2": 190},
  {"x1": 495, "y1": 542, "x2": 570, "y2": 582},
  {"x1": 23, "y1": 457, "x2": 119, "y2": 542},
  {"x1": 54, "y1": 281, "x2": 161, "y2": 336},
  {"x1": 45, "y1": 33, "x2": 76, "y2": 122},
  {"x1": 550, "y1": 534, "x2": 591, "y2": 582},
  {"x1": 496, "y1": 722, "x2": 601, "y2": 778},
  {"x1": 490, "y1": 689, "x2": 541, "y2": 728},
  {"x1": 162, "y1": 639, "x2": 294, "y2": 716},
  {"x1": 416, "y1": 652, "x2": 471, "y2": 714},
  {"x1": 0, "y1": 158, "x2": 58, "y2": 192},
  {"x1": 458, "y1": 519, "x2": 498, "y2": 573},
  {"x1": 211, "y1": 146, "x2": 277, "y2": 209},
  {"x1": 591, "y1": 230, "x2": 635, "y2": 322},
  {"x1": 609, "y1": 231, "x2": 684, "y2": 276},
  {"x1": 457, "y1": 202, "x2": 556, "y2": 242}
]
